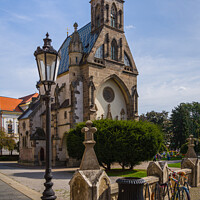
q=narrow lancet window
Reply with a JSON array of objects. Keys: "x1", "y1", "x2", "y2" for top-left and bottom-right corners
[
  {"x1": 124, "y1": 52, "x2": 131, "y2": 67},
  {"x1": 111, "y1": 4, "x2": 117, "y2": 28},
  {"x1": 111, "y1": 40, "x2": 118, "y2": 61}
]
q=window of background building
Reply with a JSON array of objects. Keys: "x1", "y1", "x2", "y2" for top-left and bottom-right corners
[
  {"x1": 64, "y1": 111, "x2": 67, "y2": 119},
  {"x1": 8, "y1": 123, "x2": 12, "y2": 134}
]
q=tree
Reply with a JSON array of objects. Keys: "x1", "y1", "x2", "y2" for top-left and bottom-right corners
[
  {"x1": 0, "y1": 129, "x2": 6, "y2": 155},
  {"x1": 66, "y1": 119, "x2": 163, "y2": 170},
  {"x1": 140, "y1": 111, "x2": 172, "y2": 145},
  {"x1": 171, "y1": 102, "x2": 200, "y2": 148},
  {"x1": 140, "y1": 111, "x2": 169, "y2": 126},
  {"x1": 4, "y1": 137, "x2": 16, "y2": 155}
]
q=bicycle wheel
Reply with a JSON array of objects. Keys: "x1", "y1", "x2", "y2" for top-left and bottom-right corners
[{"x1": 175, "y1": 186, "x2": 191, "y2": 200}]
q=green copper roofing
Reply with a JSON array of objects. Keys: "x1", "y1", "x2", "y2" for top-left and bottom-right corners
[{"x1": 58, "y1": 22, "x2": 99, "y2": 75}]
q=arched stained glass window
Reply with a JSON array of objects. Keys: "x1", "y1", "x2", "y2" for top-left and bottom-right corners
[
  {"x1": 111, "y1": 40, "x2": 118, "y2": 61},
  {"x1": 111, "y1": 4, "x2": 117, "y2": 28},
  {"x1": 124, "y1": 52, "x2": 131, "y2": 67},
  {"x1": 95, "y1": 45, "x2": 104, "y2": 59}
]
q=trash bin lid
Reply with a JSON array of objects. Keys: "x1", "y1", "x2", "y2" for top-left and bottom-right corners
[{"x1": 116, "y1": 177, "x2": 146, "y2": 185}]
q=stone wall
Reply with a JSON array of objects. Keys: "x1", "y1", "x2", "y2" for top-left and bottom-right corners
[{"x1": 110, "y1": 162, "x2": 193, "y2": 200}]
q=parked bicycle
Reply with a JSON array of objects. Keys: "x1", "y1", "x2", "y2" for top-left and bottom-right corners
[{"x1": 151, "y1": 167, "x2": 191, "y2": 200}]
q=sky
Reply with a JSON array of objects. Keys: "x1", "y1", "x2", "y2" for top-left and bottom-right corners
[{"x1": 0, "y1": 0, "x2": 200, "y2": 115}]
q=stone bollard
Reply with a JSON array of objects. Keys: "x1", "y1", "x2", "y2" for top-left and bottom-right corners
[
  {"x1": 147, "y1": 161, "x2": 168, "y2": 184},
  {"x1": 181, "y1": 135, "x2": 200, "y2": 187},
  {"x1": 69, "y1": 120, "x2": 111, "y2": 200}
]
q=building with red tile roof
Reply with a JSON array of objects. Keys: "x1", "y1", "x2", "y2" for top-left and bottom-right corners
[{"x1": 0, "y1": 93, "x2": 39, "y2": 155}]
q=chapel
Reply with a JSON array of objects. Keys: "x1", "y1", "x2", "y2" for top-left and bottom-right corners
[{"x1": 18, "y1": 0, "x2": 139, "y2": 166}]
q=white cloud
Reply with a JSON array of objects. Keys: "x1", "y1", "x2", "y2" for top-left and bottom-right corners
[
  {"x1": 125, "y1": 25, "x2": 135, "y2": 30},
  {"x1": 0, "y1": 8, "x2": 32, "y2": 22},
  {"x1": 136, "y1": 55, "x2": 200, "y2": 115}
]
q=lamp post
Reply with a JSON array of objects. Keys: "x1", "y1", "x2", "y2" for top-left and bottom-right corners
[{"x1": 34, "y1": 33, "x2": 60, "y2": 200}]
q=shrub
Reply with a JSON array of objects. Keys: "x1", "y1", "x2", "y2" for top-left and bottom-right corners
[
  {"x1": 66, "y1": 119, "x2": 163, "y2": 170},
  {"x1": 0, "y1": 155, "x2": 19, "y2": 161}
]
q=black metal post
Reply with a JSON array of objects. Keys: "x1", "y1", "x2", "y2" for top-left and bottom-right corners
[{"x1": 41, "y1": 92, "x2": 56, "y2": 200}]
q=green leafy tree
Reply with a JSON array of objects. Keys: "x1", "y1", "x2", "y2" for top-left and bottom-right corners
[
  {"x1": 171, "y1": 102, "x2": 200, "y2": 148},
  {"x1": 140, "y1": 111, "x2": 172, "y2": 145},
  {"x1": 66, "y1": 119, "x2": 163, "y2": 170},
  {"x1": 5, "y1": 137, "x2": 16, "y2": 155},
  {"x1": 0, "y1": 129, "x2": 6, "y2": 155},
  {"x1": 140, "y1": 111, "x2": 169, "y2": 126}
]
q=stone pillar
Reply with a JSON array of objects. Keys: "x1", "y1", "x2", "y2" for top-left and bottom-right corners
[
  {"x1": 147, "y1": 161, "x2": 168, "y2": 184},
  {"x1": 181, "y1": 135, "x2": 200, "y2": 187},
  {"x1": 69, "y1": 120, "x2": 111, "y2": 200}
]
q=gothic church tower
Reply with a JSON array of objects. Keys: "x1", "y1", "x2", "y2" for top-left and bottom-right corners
[
  {"x1": 86, "y1": 0, "x2": 138, "y2": 121},
  {"x1": 18, "y1": 0, "x2": 139, "y2": 167}
]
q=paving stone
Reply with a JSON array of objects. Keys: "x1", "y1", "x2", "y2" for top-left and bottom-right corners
[
  {"x1": 190, "y1": 186, "x2": 200, "y2": 200},
  {"x1": 0, "y1": 180, "x2": 31, "y2": 200}
]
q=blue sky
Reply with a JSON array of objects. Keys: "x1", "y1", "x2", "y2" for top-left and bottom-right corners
[{"x1": 0, "y1": 0, "x2": 200, "y2": 115}]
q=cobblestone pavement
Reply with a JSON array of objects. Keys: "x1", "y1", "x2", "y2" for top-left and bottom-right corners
[
  {"x1": 0, "y1": 179, "x2": 31, "y2": 200},
  {"x1": 0, "y1": 161, "x2": 199, "y2": 200},
  {"x1": 0, "y1": 162, "x2": 71, "y2": 200},
  {"x1": 190, "y1": 186, "x2": 200, "y2": 200}
]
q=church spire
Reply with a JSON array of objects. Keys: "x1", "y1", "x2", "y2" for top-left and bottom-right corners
[{"x1": 68, "y1": 22, "x2": 83, "y2": 54}]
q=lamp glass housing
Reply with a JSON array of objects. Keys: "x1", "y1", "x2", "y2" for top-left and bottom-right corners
[{"x1": 36, "y1": 52, "x2": 60, "y2": 83}]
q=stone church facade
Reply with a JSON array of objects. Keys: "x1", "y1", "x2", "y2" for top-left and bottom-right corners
[{"x1": 18, "y1": 0, "x2": 139, "y2": 166}]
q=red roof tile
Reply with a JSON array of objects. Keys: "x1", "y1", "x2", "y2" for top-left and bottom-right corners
[
  {"x1": 0, "y1": 97, "x2": 23, "y2": 112},
  {"x1": 19, "y1": 93, "x2": 39, "y2": 104}
]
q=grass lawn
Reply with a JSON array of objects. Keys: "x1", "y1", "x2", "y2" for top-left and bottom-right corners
[
  {"x1": 168, "y1": 162, "x2": 181, "y2": 168},
  {"x1": 106, "y1": 169, "x2": 147, "y2": 178},
  {"x1": 161, "y1": 157, "x2": 182, "y2": 161}
]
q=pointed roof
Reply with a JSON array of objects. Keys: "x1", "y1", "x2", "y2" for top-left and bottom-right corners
[
  {"x1": 19, "y1": 93, "x2": 39, "y2": 104},
  {"x1": 58, "y1": 22, "x2": 100, "y2": 75},
  {"x1": 68, "y1": 23, "x2": 83, "y2": 54},
  {"x1": 0, "y1": 97, "x2": 22, "y2": 112}
]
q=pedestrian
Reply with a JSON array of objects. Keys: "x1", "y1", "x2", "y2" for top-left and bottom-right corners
[
  {"x1": 153, "y1": 155, "x2": 157, "y2": 162},
  {"x1": 163, "y1": 151, "x2": 166, "y2": 158},
  {"x1": 167, "y1": 152, "x2": 170, "y2": 161}
]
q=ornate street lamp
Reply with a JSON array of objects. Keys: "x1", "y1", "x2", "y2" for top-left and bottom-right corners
[{"x1": 34, "y1": 33, "x2": 60, "y2": 200}]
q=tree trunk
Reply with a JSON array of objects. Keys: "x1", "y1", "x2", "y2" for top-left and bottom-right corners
[
  {"x1": 107, "y1": 163, "x2": 111, "y2": 171},
  {"x1": 129, "y1": 164, "x2": 134, "y2": 170},
  {"x1": 122, "y1": 163, "x2": 125, "y2": 170}
]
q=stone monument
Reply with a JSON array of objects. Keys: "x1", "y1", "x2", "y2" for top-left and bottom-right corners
[
  {"x1": 69, "y1": 120, "x2": 111, "y2": 200},
  {"x1": 181, "y1": 135, "x2": 200, "y2": 187},
  {"x1": 185, "y1": 134, "x2": 197, "y2": 158}
]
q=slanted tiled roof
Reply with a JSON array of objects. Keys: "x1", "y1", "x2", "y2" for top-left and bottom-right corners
[
  {"x1": 19, "y1": 93, "x2": 39, "y2": 104},
  {"x1": 58, "y1": 22, "x2": 99, "y2": 75},
  {"x1": 0, "y1": 97, "x2": 22, "y2": 112},
  {"x1": 18, "y1": 99, "x2": 41, "y2": 120}
]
